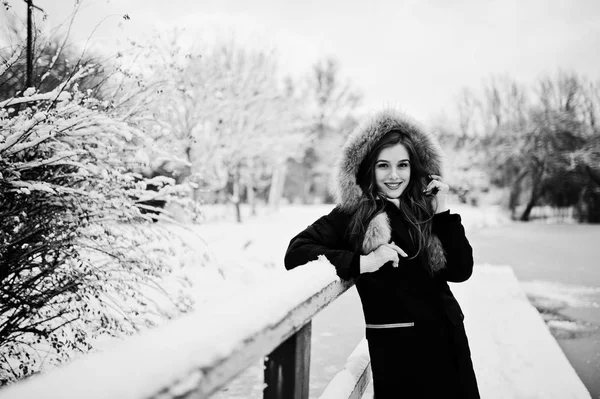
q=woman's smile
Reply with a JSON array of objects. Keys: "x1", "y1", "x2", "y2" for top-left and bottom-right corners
[
  {"x1": 375, "y1": 144, "x2": 411, "y2": 199},
  {"x1": 384, "y1": 182, "x2": 402, "y2": 190}
]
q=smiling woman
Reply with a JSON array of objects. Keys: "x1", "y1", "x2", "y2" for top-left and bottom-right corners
[
  {"x1": 285, "y1": 109, "x2": 480, "y2": 398},
  {"x1": 374, "y1": 143, "x2": 411, "y2": 199}
]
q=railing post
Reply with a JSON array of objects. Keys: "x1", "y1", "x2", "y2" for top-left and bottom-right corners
[{"x1": 263, "y1": 321, "x2": 312, "y2": 399}]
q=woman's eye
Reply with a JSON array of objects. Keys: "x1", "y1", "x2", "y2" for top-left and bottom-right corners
[
  {"x1": 377, "y1": 163, "x2": 388, "y2": 169},
  {"x1": 398, "y1": 163, "x2": 409, "y2": 168}
]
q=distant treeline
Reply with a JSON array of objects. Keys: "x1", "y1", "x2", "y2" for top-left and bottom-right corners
[{"x1": 435, "y1": 73, "x2": 600, "y2": 222}]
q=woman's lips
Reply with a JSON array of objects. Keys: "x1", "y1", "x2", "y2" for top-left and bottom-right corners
[{"x1": 384, "y1": 182, "x2": 402, "y2": 190}]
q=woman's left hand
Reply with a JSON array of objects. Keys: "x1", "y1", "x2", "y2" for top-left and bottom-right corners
[{"x1": 424, "y1": 174, "x2": 450, "y2": 214}]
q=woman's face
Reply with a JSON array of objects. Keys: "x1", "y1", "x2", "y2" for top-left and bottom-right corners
[{"x1": 374, "y1": 143, "x2": 411, "y2": 199}]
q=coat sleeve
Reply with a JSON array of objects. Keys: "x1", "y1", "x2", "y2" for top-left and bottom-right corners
[
  {"x1": 284, "y1": 207, "x2": 361, "y2": 281},
  {"x1": 432, "y1": 210, "x2": 474, "y2": 283}
]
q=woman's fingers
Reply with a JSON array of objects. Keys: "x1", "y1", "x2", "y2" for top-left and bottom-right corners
[
  {"x1": 423, "y1": 182, "x2": 439, "y2": 195},
  {"x1": 424, "y1": 176, "x2": 449, "y2": 195},
  {"x1": 436, "y1": 181, "x2": 450, "y2": 193},
  {"x1": 387, "y1": 242, "x2": 407, "y2": 258}
]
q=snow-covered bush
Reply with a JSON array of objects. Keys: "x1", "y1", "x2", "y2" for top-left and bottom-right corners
[{"x1": 0, "y1": 69, "x2": 201, "y2": 384}]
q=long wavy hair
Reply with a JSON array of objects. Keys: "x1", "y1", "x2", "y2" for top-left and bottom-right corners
[{"x1": 348, "y1": 130, "x2": 436, "y2": 263}]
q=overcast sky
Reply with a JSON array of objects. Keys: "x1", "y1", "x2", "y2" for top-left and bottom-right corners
[{"x1": 3, "y1": 0, "x2": 600, "y2": 123}]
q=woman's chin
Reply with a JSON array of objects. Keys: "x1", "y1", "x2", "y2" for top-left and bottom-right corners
[{"x1": 384, "y1": 190, "x2": 403, "y2": 199}]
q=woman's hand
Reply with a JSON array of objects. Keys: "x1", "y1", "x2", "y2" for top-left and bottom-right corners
[
  {"x1": 424, "y1": 174, "x2": 450, "y2": 214},
  {"x1": 360, "y1": 242, "x2": 407, "y2": 274}
]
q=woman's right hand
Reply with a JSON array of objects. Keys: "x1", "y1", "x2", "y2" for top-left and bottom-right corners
[{"x1": 360, "y1": 242, "x2": 408, "y2": 274}]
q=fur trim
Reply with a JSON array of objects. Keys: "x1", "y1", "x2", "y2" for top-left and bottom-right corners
[
  {"x1": 428, "y1": 235, "x2": 447, "y2": 274},
  {"x1": 361, "y1": 212, "x2": 391, "y2": 254},
  {"x1": 361, "y1": 212, "x2": 447, "y2": 273},
  {"x1": 332, "y1": 108, "x2": 444, "y2": 212}
]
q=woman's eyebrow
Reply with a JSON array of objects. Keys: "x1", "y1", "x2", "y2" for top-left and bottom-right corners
[{"x1": 377, "y1": 158, "x2": 409, "y2": 163}]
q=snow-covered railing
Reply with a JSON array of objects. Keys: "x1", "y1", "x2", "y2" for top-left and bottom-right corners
[
  {"x1": 0, "y1": 258, "x2": 371, "y2": 399},
  {"x1": 318, "y1": 339, "x2": 371, "y2": 399}
]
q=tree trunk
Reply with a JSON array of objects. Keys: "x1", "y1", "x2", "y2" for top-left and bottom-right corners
[
  {"x1": 26, "y1": 0, "x2": 33, "y2": 89},
  {"x1": 302, "y1": 174, "x2": 312, "y2": 205},
  {"x1": 268, "y1": 163, "x2": 287, "y2": 210},
  {"x1": 509, "y1": 170, "x2": 528, "y2": 219},
  {"x1": 585, "y1": 167, "x2": 600, "y2": 223},
  {"x1": 247, "y1": 180, "x2": 256, "y2": 217},
  {"x1": 587, "y1": 165, "x2": 600, "y2": 187},
  {"x1": 183, "y1": 145, "x2": 198, "y2": 202},
  {"x1": 519, "y1": 172, "x2": 542, "y2": 221},
  {"x1": 232, "y1": 166, "x2": 242, "y2": 223},
  {"x1": 519, "y1": 195, "x2": 537, "y2": 221}
]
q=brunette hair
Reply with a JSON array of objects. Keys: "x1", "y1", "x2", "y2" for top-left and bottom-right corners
[{"x1": 348, "y1": 130, "x2": 436, "y2": 263}]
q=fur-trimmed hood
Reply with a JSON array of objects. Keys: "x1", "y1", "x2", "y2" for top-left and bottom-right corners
[
  {"x1": 333, "y1": 109, "x2": 443, "y2": 212},
  {"x1": 331, "y1": 109, "x2": 447, "y2": 273}
]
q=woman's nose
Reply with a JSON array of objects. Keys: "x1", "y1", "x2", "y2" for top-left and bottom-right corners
[{"x1": 389, "y1": 168, "x2": 399, "y2": 179}]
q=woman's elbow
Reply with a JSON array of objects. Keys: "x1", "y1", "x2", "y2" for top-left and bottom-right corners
[
  {"x1": 446, "y1": 262, "x2": 474, "y2": 282},
  {"x1": 284, "y1": 252, "x2": 299, "y2": 270},
  {"x1": 284, "y1": 247, "x2": 311, "y2": 270},
  {"x1": 452, "y1": 269, "x2": 473, "y2": 283}
]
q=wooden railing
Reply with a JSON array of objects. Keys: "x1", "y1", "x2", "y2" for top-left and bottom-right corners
[{"x1": 0, "y1": 259, "x2": 372, "y2": 399}]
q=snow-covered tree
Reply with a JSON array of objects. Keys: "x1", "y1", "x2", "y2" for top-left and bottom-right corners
[
  {"x1": 0, "y1": 28, "x2": 199, "y2": 383},
  {"x1": 287, "y1": 57, "x2": 362, "y2": 204},
  {"x1": 139, "y1": 33, "x2": 306, "y2": 221},
  {"x1": 0, "y1": 8, "x2": 110, "y2": 103},
  {"x1": 205, "y1": 44, "x2": 306, "y2": 220}
]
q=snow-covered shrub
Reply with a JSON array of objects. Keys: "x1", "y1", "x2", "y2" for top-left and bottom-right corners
[{"x1": 0, "y1": 71, "x2": 201, "y2": 384}]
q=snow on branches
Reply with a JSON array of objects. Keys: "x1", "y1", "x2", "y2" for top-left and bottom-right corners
[{"x1": 0, "y1": 80, "x2": 201, "y2": 385}]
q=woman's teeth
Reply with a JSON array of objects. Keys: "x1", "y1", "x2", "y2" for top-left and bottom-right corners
[{"x1": 385, "y1": 183, "x2": 401, "y2": 189}]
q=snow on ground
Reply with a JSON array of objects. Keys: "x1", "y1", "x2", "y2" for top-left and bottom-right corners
[{"x1": 452, "y1": 264, "x2": 591, "y2": 399}]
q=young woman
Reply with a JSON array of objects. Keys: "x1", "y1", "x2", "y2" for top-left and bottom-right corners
[{"x1": 284, "y1": 110, "x2": 480, "y2": 398}]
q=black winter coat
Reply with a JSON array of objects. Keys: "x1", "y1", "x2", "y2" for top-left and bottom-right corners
[
  {"x1": 285, "y1": 109, "x2": 480, "y2": 398},
  {"x1": 284, "y1": 203, "x2": 480, "y2": 398}
]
